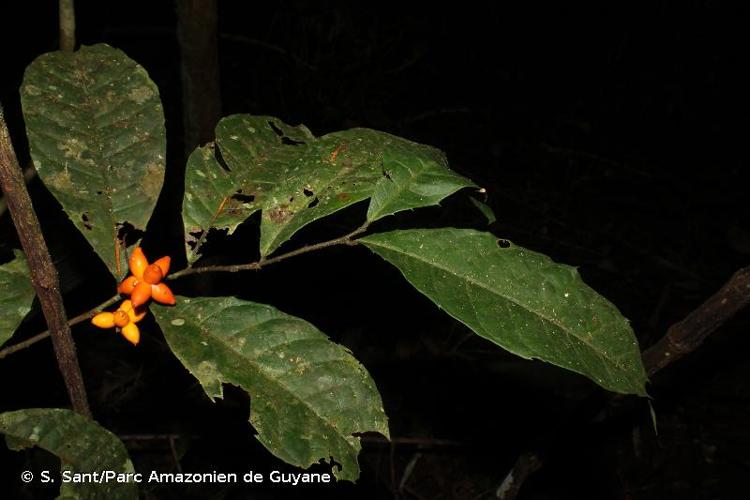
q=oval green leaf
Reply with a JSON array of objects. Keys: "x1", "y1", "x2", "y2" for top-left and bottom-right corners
[
  {"x1": 0, "y1": 251, "x2": 35, "y2": 347},
  {"x1": 183, "y1": 114, "x2": 473, "y2": 259},
  {"x1": 21, "y1": 43, "x2": 166, "y2": 276},
  {"x1": 360, "y1": 228, "x2": 648, "y2": 395},
  {"x1": 153, "y1": 296, "x2": 389, "y2": 481},
  {"x1": 0, "y1": 408, "x2": 138, "y2": 500}
]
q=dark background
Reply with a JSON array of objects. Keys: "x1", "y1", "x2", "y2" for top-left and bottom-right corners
[{"x1": 1, "y1": 2, "x2": 749, "y2": 499}]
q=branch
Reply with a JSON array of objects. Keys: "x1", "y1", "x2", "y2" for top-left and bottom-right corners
[
  {"x1": 0, "y1": 105, "x2": 89, "y2": 416},
  {"x1": 641, "y1": 265, "x2": 750, "y2": 376},
  {"x1": 59, "y1": 0, "x2": 76, "y2": 53},
  {"x1": 0, "y1": 294, "x2": 119, "y2": 360},
  {"x1": 169, "y1": 223, "x2": 368, "y2": 280},
  {"x1": 0, "y1": 163, "x2": 36, "y2": 216},
  {"x1": 360, "y1": 435, "x2": 465, "y2": 449},
  {"x1": 498, "y1": 264, "x2": 750, "y2": 499},
  {"x1": 1, "y1": 224, "x2": 370, "y2": 356},
  {"x1": 496, "y1": 452, "x2": 542, "y2": 500}
]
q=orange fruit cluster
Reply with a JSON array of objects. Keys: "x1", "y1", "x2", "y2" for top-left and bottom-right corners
[
  {"x1": 91, "y1": 299, "x2": 145, "y2": 345},
  {"x1": 91, "y1": 247, "x2": 176, "y2": 345},
  {"x1": 118, "y1": 248, "x2": 175, "y2": 307}
]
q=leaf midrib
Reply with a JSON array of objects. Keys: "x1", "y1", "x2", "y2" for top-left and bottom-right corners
[
  {"x1": 188, "y1": 305, "x2": 357, "y2": 454},
  {"x1": 28, "y1": 48, "x2": 163, "y2": 274},
  {"x1": 362, "y1": 236, "x2": 635, "y2": 379},
  {"x1": 28, "y1": 58, "x2": 120, "y2": 271}
]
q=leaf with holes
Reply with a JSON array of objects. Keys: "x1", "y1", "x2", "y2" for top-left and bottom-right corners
[
  {"x1": 21, "y1": 43, "x2": 165, "y2": 276},
  {"x1": 183, "y1": 145, "x2": 256, "y2": 260},
  {"x1": 183, "y1": 114, "x2": 383, "y2": 259},
  {"x1": 181, "y1": 114, "x2": 306, "y2": 261},
  {"x1": 253, "y1": 125, "x2": 385, "y2": 258},
  {"x1": 366, "y1": 147, "x2": 476, "y2": 222},
  {"x1": 0, "y1": 408, "x2": 138, "y2": 499},
  {"x1": 0, "y1": 251, "x2": 35, "y2": 347},
  {"x1": 153, "y1": 296, "x2": 389, "y2": 481},
  {"x1": 360, "y1": 228, "x2": 648, "y2": 395},
  {"x1": 183, "y1": 114, "x2": 474, "y2": 259}
]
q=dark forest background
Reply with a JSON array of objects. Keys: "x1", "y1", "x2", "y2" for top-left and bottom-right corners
[{"x1": 1, "y1": 2, "x2": 749, "y2": 499}]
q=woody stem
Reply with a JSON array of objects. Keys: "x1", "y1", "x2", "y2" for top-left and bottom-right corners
[
  {"x1": 0, "y1": 224, "x2": 370, "y2": 359},
  {"x1": 169, "y1": 223, "x2": 369, "y2": 279},
  {"x1": 0, "y1": 105, "x2": 90, "y2": 416},
  {"x1": 0, "y1": 294, "x2": 120, "y2": 360}
]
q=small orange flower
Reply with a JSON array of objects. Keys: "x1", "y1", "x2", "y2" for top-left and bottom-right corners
[
  {"x1": 91, "y1": 300, "x2": 146, "y2": 345},
  {"x1": 118, "y1": 247, "x2": 176, "y2": 307}
]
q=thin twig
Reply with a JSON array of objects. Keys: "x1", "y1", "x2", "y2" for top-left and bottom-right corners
[
  {"x1": 58, "y1": 0, "x2": 76, "y2": 53},
  {"x1": 360, "y1": 436, "x2": 465, "y2": 449},
  {"x1": 0, "y1": 105, "x2": 89, "y2": 416},
  {"x1": 0, "y1": 225, "x2": 369, "y2": 357},
  {"x1": 119, "y1": 433, "x2": 193, "y2": 440},
  {"x1": 168, "y1": 434, "x2": 183, "y2": 473},
  {"x1": 118, "y1": 433, "x2": 188, "y2": 472},
  {"x1": 496, "y1": 452, "x2": 542, "y2": 500},
  {"x1": 0, "y1": 294, "x2": 119, "y2": 360},
  {"x1": 399, "y1": 452, "x2": 422, "y2": 493},
  {"x1": 170, "y1": 223, "x2": 368, "y2": 280}
]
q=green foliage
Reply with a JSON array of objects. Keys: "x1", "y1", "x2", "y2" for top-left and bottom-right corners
[
  {"x1": 366, "y1": 147, "x2": 476, "y2": 222},
  {"x1": 0, "y1": 251, "x2": 35, "y2": 347},
  {"x1": 0, "y1": 409, "x2": 137, "y2": 500},
  {"x1": 6, "y1": 40, "x2": 650, "y2": 488},
  {"x1": 153, "y1": 297, "x2": 389, "y2": 481},
  {"x1": 183, "y1": 114, "x2": 473, "y2": 259},
  {"x1": 21, "y1": 44, "x2": 165, "y2": 276},
  {"x1": 361, "y1": 229, "x2": 648, "y2": 395}
]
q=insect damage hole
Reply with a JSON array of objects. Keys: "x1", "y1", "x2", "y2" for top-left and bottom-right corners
[
  {"x1": 117, "y1": 222, "x2": 145, "y2": 247},
  {"x1": 307, "y1": 197, "x2": 320, "y2": 208},
  {"x1": 213, "y1": 144, "x2": 231, "y2": 172},
  {"x1": 267, "y1": 120, "x2": 305, "y2": 146},
  {"x1": 187, "y1": 230, "x2": 204, "y2": 251},
  {"x1": 268, "y1": 120, "x2": 284, "y2": 137},
  {"x1": 281, "y1": 136, "x2": 305, "y2": 146},
  {"x1": 81, "y1": 212, "x2": 92, "y2": 230},
  {"x1": 231, "y1": 190, "x2": 255, "y2": 203},
  {"x1": 497, "y1": 239, "x2": 511, "y2": 249}
]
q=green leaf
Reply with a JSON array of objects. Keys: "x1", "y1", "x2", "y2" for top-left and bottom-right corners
[
  {"x1": 153, "y1": 296, "x2": 389, "y2": 481},
  {"x1": 182, "y1": 143, "x2": 259, "y2": 262},
  {"x1": 468, "y1": 196, "x2": 496, "y2": 225},
  {"x1": 0, "y1": 408, "x2": 138, "y2": 500},
  {"x1": 360, "y1": 228, "x2": 648, "y2": 396},
  {"x1": 366, "y1": 147, "x2": 476, "y2": 222},
  {"x1": 183, "y1": 114, "x2": 473, "y2": 259},
  {"x1": 0, "y1": 251, "x2": 35, "y2": 347},
  {"x1": 21, "y1": 43, "x2": 166, "y2": 276}
]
